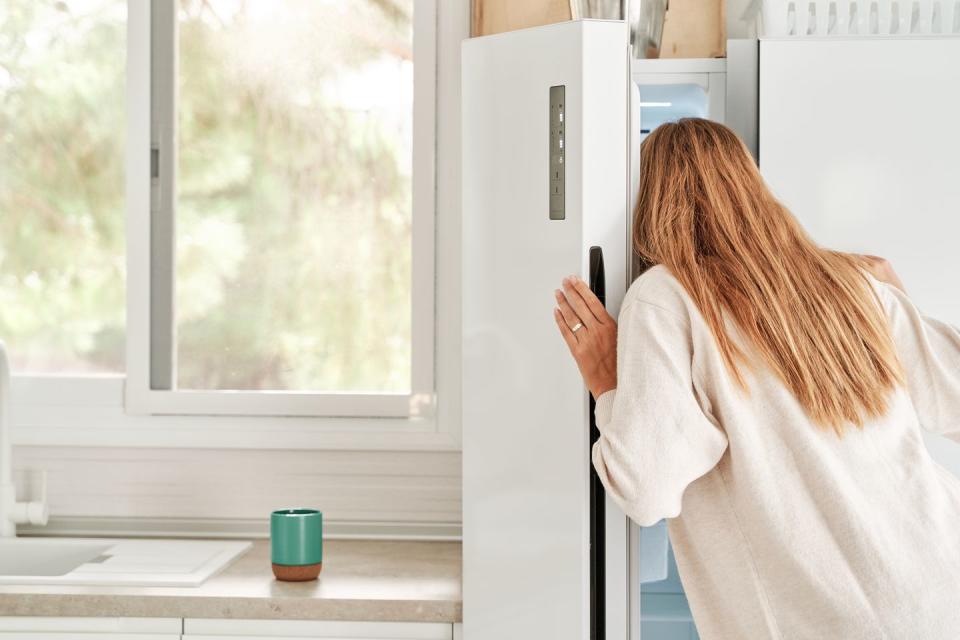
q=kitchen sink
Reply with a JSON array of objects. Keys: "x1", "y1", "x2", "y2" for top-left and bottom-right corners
[
  {"x1": 0, "y1": 538, "x2": 111, "y2": 576},
  {"x1": 0, "y1": 538, "x2": 251, "y2": 587}
]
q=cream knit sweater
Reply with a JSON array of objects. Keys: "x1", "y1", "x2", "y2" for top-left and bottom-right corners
[{"x1": 592, "y1": 265, "x2": 960, "y2": 640}]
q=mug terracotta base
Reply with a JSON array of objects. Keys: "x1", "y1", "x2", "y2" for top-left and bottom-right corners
[{"x1": 272, "y1": 562, "x2": 323, "y2": 582}]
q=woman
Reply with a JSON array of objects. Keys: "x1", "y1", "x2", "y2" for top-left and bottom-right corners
[{"x1": 554, "y1": 118, "x2": 960, "y2": 639}]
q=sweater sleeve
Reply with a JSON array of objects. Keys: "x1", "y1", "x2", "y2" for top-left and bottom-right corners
[
  {"x1": 591, "y1": 300, "x2": 728, "y2": 527},
  {"x1": 876, "y1": 280, "x2": 960, "y2": 441}
]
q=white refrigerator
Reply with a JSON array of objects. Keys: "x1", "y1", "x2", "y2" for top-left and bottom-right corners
[
  {"x1": 462, "y1": 23, "x2": 960, "y2": 640},
  {"x1": 461, "y1": 20, "x2": 728, "y2": 640}
]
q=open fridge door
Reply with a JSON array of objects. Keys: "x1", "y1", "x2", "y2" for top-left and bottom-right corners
[{"x1": 462, "y1": 20, "x2": 630, "y2": 640}]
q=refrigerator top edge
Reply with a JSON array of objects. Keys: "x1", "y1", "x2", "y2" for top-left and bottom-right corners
[{"x1": 462, "y1": 19, "x2": 626, "y2": 50}]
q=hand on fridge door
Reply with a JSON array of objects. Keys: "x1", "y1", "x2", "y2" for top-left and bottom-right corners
[{"x1": 553, "y1": 275, "x2": 617, "y2": 399}]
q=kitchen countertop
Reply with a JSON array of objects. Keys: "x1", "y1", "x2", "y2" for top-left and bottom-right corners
[{"x1": 0, "y1": 539, "x2": 462, "y2": 623}]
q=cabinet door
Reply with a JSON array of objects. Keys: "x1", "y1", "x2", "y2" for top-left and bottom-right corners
[
  {"x1": 183, "y1": 618, "x2": 452, "y2": 640},
  {"x1": 0, "y1": 616, "x2": 181, "y2": 639},
  {"x1": 758, "y1": 38, "x2": 960, "y2": 476}
]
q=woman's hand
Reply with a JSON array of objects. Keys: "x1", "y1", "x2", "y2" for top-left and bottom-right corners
[
  {"x1": 553, "y1": 275, "x2": 618, "y2": 399},
  {"x1": 859, "y1": 254, "x2": 906, "y2": 292}
]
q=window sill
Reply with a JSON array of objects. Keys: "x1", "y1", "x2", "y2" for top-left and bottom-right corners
[{"x1": 10, "y1": 376, "x2": 461, "y2": 451}]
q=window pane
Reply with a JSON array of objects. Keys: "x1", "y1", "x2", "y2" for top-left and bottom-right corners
[
  {"x1": 175, "y1": 0, "x2": 413, "y2": 392},
  {"x1": 0, "y1": 0, "x2": 126, "y2": 374}
]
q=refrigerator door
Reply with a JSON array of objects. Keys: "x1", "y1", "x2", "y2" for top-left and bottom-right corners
[
  {"x1": 759, "y1": 37, "x2": 960, "y2": 477},
  {"x1": 462, "y1": 20, "x2": 629, "y2": 640}
]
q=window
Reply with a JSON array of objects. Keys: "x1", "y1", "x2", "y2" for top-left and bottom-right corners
[
  {"x1": 0, "y1": 0, "x2": 127, "y2": 374},
  {"x1": 127, "y1": 0, "x2": 436, "y2": 417},
  {"x1": 6, "y1": 0, "x2": 439, "y2": 426},
  {"x1": 173, "y1": 1, "x2": 415, "y2": 394}
]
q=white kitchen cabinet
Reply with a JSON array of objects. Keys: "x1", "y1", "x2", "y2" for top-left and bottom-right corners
[
  {"x1": 0, "y1": 616, "x2": 181, "y2": 639},
  {"x1": 182, "y1": 618, "x2": 453, "y2": 640},
  {"x1": 758, "y1": 37, "x2": 960, "y2": 477},
  {"x1": 0, "y1": 616, "x2": 455, "y2": 640}
]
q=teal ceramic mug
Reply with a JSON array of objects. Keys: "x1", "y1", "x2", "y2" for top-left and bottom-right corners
[{"x1": 270, "y1": 508, "x2": 323, "y2": 581}]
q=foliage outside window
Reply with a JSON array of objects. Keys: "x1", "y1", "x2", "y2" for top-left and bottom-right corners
[
  {"x1": 1, "y1": 0, "x2": 418, "y2": 397},
  {"x1": 0, "y1": 0, "x2": 126, "y2": 374}
]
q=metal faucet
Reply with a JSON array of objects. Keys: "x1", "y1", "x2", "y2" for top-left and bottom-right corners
[{"x1": 0, "y1": 340, "x2": 48, "y2": 537}]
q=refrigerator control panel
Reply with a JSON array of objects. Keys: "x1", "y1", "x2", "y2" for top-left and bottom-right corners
[{"x1": 549, "y1": 85, "x2": 565, "y2": 220}]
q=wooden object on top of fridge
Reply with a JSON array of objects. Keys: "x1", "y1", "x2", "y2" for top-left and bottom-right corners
[
  {"x1": 659, "y1": 0, "x2": 726, "y2": 58},
  {"x1": 470, "y1": 0, "x2": 576, "y2": 37}
]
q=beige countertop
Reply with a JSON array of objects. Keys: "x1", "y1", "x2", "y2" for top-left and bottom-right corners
[{"x1": 0, "y1": 539, "x2": 462, "y2": 623}]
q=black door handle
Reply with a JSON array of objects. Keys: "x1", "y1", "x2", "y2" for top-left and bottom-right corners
[{"x1": 588, "y1": 245, "x2": 605, "y2": 640}]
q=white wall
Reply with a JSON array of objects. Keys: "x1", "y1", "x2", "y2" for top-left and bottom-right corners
[
  {"x1": 14, "y1": 446, "x2": 461, "y2": 537},
  {"x1": 727, "y1": 0, "x2": 757, "y2": 38}
]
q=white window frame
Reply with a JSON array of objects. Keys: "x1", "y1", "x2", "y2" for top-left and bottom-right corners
[
  {"x1": 9, "y1": 0, "x2": 466, "y2": 451},
  {"x1": 126, "y1": 0, "x2": 436, "y2": 418}
]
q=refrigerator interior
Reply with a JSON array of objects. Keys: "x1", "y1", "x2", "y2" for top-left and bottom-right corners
[
  {"x1": 637, "y1": 84, "x2": 708, "y2": 138},
  {"x1": 631, "y1": 64, "x2": 721, "y2": 640}
]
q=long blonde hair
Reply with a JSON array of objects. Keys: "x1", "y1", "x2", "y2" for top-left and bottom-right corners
[{"x1": 634, "y1": 118, "x2": 902, "y2": 433}]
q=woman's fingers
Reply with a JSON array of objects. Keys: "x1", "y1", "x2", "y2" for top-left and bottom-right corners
[
  {"x1": 569, "y1": 276, "x2": 609, "y2": 322},
  {"x1": 554, "y1": 308, "x2": 579, "y2": 350},
  {"x1": 561, "y1": 277, "x2": 599, "y2": 327},
  {"x1": 555, "y1": 289, "x2": 583, "y2": 331}
]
